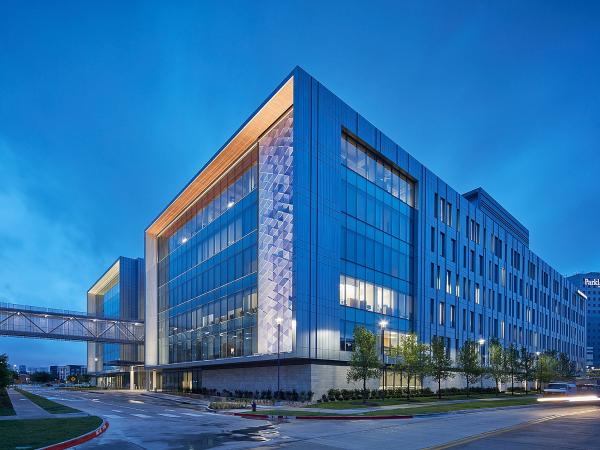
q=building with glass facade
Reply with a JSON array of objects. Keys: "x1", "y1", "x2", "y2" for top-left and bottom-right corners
[
  {"x1": 87, "y1": 256, "x2": 145, "y2": 388},
  {"x1": 144, "y1": 67, "x2": 586, "y2": 395},
  {"x1": 567, "y1": 272, "x2": 600, "y2": 368}
]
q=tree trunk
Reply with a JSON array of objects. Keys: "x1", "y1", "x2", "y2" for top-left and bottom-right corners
[
  {"x1": 407, "y1": 375, "x2": 411, "y2": 400},
  {"x1": 466, "y1": 377, "x2": 470, "y2": 398},
  {"x1": 524, "y1": 372, "x2": 528, "y2": 394},
  {"x1": 438, "y1": 377, "x2": 441, "y2": 400},
  {"x1": 363, "y1": 377, "x2": 367, "y2": 404},
  {"x1": 511, "y1": 372, "x2": 514, "y2": 396}
]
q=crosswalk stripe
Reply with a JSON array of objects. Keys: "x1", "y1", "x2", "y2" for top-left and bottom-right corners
[
  {"x1": 158, "y1": 413, "x2": 180, "y2": 417},
  {"x1": 131, "y1": 414, "x2": 151, "y2": 418},
  {"x1": 112, "y1": 409, "x2": 123, "y2": 413},
  {"x1": 180, "y1": 412, "x2": 207, "y2": 417},
  {"x1": 104, "y1": 414, "x2": 124, "y2": 419}
]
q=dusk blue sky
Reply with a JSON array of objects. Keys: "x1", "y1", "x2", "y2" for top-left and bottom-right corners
[{"x1": 1, "y1": 1, "x2": 599, "y2": 367}]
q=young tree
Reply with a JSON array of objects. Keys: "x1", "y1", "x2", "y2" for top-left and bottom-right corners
[
  {"x1": 346, "y1": 326, "x2": 381, "y2": 403},
  {"x1": 505, "y1": 344, "x2": 519, "y2": 395},
  {"x1": 428, "y1": 336, "x2": 454, "y2": 399},
  {"x1": 392, "y1": 333, "x2": 429, "y2": 400},
  {"x1": 31, "y1": 371, "x2": 53, "y2": 384},
  {"x1": 518, "y1": 347, "x2": 535, "y2": 394},
  {"x1": 0, "y1": 354, "x2": 13, "y2": 389},
  {"x1": 536, "y1": 352, "x2": 558, "y2": 391},
  {"x1": 487, "y1": 339, "x2": 507, "y2": 395},
  {"x1": 557, "y1": 353, "x2": 575, "y2": 379},
  {"x1": 457, "y1": 340, "x2": 480, "y2": 398}
]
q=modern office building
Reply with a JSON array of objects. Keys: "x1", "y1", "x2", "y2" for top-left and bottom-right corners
[
  {"x1": 568, "y1": 272, "x2": 600, "y2": 368},
  {"x1": 144, "y1": 67, "x2": 586, "y2": 396},
  {"x1": 87, "y1": 256, "x2": 145, "y2": 388}
]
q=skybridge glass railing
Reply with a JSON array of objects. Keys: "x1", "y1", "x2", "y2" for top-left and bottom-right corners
[{"x1": 0, "y1": 301, "x2": 144, "y2": 344}]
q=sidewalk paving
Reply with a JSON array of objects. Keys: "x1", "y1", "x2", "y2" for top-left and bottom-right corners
[
  {"x1": 4, "y1": 388, "x2": 51, "y2": 419},
  {"x1": 0, "y1": 388, "x2": 89, "y2": 421},
  {"x1": 255, "y1": 395, "x2": 539, "y2": 415}
]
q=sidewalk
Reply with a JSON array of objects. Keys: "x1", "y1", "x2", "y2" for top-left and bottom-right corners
[
  {"x1": 4, "y1": 388, "x2": 51, "y2": 419},
  {"x1": 0, "y1": 388, "x2": 89, "y2": 421},
  {"x1": 259, "y1": 395, "x2": 538, "y2": 415}
]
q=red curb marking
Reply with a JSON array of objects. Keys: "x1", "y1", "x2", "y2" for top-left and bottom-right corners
[{"x1": 41, "y1": 419, "x2": 109, "y2": 450}]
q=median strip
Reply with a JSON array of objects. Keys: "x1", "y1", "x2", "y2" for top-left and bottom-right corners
[
  {"x1": 0, "y1": 416, "x2": 104, "y2": 449},
  {"x1": 40, "y1": 419, "x2": 109, "y2": 450}
]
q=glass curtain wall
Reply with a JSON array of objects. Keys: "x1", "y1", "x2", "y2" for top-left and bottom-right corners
[
  {"x1": 157, "y1": 149, "x2": 259, "y2": 365},
  {"x1": 339, "y1": 133, "x2": 415, "y2": 354}
]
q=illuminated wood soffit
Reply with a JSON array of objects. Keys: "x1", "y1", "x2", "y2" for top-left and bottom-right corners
[
  {"x1": 88, "y1": 260, "x2": 120, "y2": 295},
  {"x1": 147, "y1": 76, "x2": 294, "y2": 237}
]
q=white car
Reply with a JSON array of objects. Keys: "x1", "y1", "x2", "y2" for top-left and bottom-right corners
[{"x1": 543, "y1": 382, "x2": 577, "y2": 397}]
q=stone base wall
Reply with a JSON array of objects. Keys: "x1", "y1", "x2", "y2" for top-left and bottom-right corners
[
  {"x1": 164, "y1": 363, "x2": 537, "y2": 399},
  {"x1": 199, "y1": 363, "x2": 377, "y2": 399},
  {"x1": 201, "y1": 364, "x2": 312, "y2": 394}
]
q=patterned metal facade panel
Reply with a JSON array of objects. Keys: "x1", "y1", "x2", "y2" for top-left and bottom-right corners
[{"x1": 258, "y1": 109, "x2": 294, "y2": 355}]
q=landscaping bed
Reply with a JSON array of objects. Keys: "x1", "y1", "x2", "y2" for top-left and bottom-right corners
[
  {"x1": 0, "y1": 416, "x2": 102, "y2": 450},
  {"x1": 0, "y1": 387, "x2": 15, "y2": 416},
  {"x1": 15, "y1": 388, "x2": 79, "y2": 414}
]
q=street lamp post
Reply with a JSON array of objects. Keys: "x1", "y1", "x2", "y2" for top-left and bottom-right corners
[
  {"x1": 276, "y1": 317, "x2": 283, "y2": 397},
  {"x1": 379, "y1": 320, "x2": 388, "y2": 390},
  {"x1": 535, "y1": 352, "x2": 542, "y2": 392},
  {"x1": 478, "y1": 338, "x2": 486, "y2": 388}
]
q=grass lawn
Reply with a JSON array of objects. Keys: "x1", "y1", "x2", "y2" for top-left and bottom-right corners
[
  {"x1": 15, "y1": 388, "x2": 80, "y2": 414},
  {"x1": 363, "y1": 397, "x2": 538, "y2": 416},
  {"x1": 0, "y1": 416, "x2": 102, "y2": 450},
  {"x1": 250, "y1": 397, "x2": 538, "y2": 417},
  {"x1": 0, "y1": 387, "x2": 16, "y2": 416},
  {"x1": 307, "y1": 393, "x2": 530, "y2": 409}
]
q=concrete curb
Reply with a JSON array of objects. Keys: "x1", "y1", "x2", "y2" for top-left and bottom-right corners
[
  {"x1": 232, "y1": 412, "x2": 413, "y2": 421},
  {"x1": 40, "y1": 419, "x2": 109, "y2": 450}
]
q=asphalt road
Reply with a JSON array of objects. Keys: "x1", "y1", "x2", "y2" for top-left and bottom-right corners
[
  {"x1": 23, "y1": 386, "x2": 277, "y2": 449},
  {"x1": 449, "y1": 407, "x2": 600, "y2": 449},
  {"x1": 21, "y1": 387, "x2": 600, "y2": 450}
]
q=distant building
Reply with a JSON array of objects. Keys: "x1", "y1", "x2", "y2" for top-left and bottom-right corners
[
  {"x1": 28, "y1": 367, "x2": 49, "y2": 374},
  {"x1": 87, "y1": 257, "x2": 144, "y2": 389},
  {"x1": 49, "y1": 365, "x2": 87, "y2": 381},
  {"x1": 18, "y1": 365, "x2": 27, "y2": 374},
  {"x1": 568, "y1": 272, "x2": 600, "y2": 368}
]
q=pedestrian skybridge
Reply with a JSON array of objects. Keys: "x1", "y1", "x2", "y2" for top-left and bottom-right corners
[{"x1": 0, "y1": 302, "x2": 144, "y2": 344}]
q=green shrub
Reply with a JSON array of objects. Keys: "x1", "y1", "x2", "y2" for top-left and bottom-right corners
[{"x1": 209, "y1": 401, "x2": 248, "y2": 410}]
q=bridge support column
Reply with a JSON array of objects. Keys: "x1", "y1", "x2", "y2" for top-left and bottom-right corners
[{"x1": 130, "y1": 366, "x2": 135, "y2": 390}]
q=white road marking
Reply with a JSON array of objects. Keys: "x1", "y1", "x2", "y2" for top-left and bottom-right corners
[
  {"x1": 158, "y1": 413, "x2": 180, "y2": 418},
  {"x1": 112, "y1": 409, "x2": 123, "y2": 413},
  {"x1": 180, "y1": 412, "x2": 207, "y2": 417},
  {"x1": 104, "y1": 414, "x2": 124, "y2": 419},
  {"x1": 131, "y1": 413, "x2": 151, "y2": 418}
]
